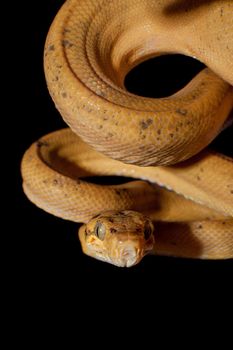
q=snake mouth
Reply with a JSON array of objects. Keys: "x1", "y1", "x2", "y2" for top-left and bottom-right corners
[
  {"x1": 110, "y1": 233, "x2": 155, "y2": 267},
  {"x1": 119, "y1": 246, "x2": 138, "y2": 267},
  {"x1": 116, "y1": 238, "x2": 154, "y2": 267},
  {"x1": 108, "y1": 218, "x2": 155, "y2": 267}
]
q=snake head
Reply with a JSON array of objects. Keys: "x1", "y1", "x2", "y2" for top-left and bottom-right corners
[{"x1": 78, "y1": 210, "x2": 155, "y2": 267}]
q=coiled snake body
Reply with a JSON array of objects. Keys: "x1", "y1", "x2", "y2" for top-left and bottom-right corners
[{"x1": 21, "y1": 0, "x2": 233, "y2": 267}]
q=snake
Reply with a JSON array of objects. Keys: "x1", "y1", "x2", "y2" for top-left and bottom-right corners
[{"x1": 21, "y1": 0, "x2": 233, "y2": 267}]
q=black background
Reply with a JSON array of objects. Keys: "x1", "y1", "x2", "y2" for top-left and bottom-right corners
[{"x1": 14, "y1": 0, "x2": 232, "y2": 292}]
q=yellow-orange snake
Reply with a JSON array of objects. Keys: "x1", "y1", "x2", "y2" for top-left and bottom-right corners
[{"x1": 21, "y1": 0, "x2": 233, "y2": 267}]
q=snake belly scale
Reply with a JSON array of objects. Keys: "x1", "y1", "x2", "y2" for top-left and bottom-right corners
[{"x1": 21, "y1": 0, "x2": 233, "y2": 267}]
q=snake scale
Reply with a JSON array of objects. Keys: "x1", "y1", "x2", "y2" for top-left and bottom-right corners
[{"x1": 21, "y1": 0, "x2": 233, "y2": 267}]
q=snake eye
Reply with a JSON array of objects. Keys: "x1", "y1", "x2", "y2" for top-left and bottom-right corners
[
  {"x1": 94, "y1": 222, "x2": 106, "y2": 240},
  {"x1": 144, "y1": 222, "x2": 153, "y2": 240}
]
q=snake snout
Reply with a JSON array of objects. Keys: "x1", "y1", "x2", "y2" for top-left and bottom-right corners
[
  {"x1": 113, "y1": 231, "x2": 155, "y2": 267},
  {"x1": 121, "y1": 246, "x2": 138, "y2": 267}
]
